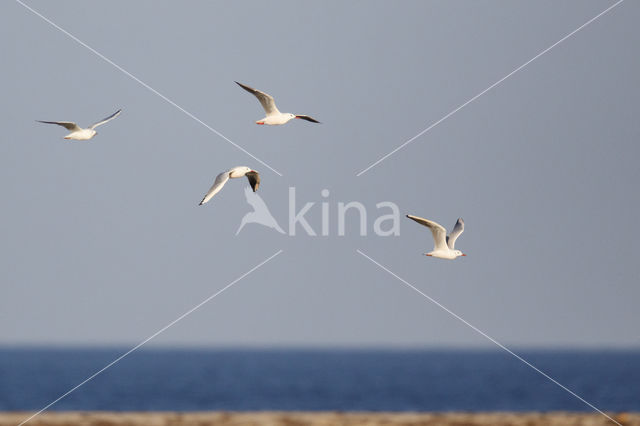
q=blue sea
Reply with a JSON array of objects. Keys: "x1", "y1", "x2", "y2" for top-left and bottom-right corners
[{"x1": 0, "y1": 348, "x2": 637, "y2": 412}]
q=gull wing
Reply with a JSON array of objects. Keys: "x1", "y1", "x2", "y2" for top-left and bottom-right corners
[
  {"x1": 295, "y1": 115, "x2": 320, "y2": 123},
  {"x1": 89, "y1": 109, "x2": 122, "y2": 129},
  {"x1": 199, "y1": 171, "x2": 230, "y2": 205},
  {"x1": 235, "y1": 81, "x2": 279, "y2": 116},
  {"x1": 36, "y1": 121, "x2": 80, "y2": 131},
  {"x1": 446, "y1": 218, "x2": 465, "y2": 250},
  {"x1": 406, "y1": 214, "x2": 448, "y2": 251},
  {"x1": 245, "y1": 171, "x2": 260, "y2": 192}
]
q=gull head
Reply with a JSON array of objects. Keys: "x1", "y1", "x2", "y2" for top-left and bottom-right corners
[{"x1": 455, "y1": 250, "x2": 466, "y2": 257}]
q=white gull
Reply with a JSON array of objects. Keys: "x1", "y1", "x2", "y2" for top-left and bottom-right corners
[
  {"x1": 37, "y1": 109, "x2": 121, "y2": 140},
  {"x1": 406, "y1": 215, "x2": 466, "y2": 260},
  {"x1": 199, "y1": 166, "x2": 260, "y2": 206},
  {"x1": 235, "y1": 81, "x2": 320, "y2": 126}
]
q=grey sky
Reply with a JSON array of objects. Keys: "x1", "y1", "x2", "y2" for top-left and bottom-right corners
[{"x1": 1, "y1": 0, "x2": 638, "y2": 348}]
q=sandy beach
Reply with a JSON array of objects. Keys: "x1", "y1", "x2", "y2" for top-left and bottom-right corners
[{"x1": 1, "y1": 412, "x2": 638, "y2": 426}]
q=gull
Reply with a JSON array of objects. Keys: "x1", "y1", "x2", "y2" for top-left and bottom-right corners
[
  {"x1": 236, "y1": 186, "x2": 285, "y2": 235},
  {"x1": 36, "y1": 109, "x2": 122, "y2": 140},
  {"x1": 199, "y1": 166, "x2": 260, "y2": 206},
  {"x1": 406, "y1": 215, "x2": 466, "y2": 260},
  {"x1": 235, "y1": 81, "x2": 320, "y2": 125}
]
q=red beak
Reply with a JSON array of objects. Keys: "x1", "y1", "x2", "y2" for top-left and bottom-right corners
[{"x1": 461, "y1": 253, "x2": 467, "y2": 256}]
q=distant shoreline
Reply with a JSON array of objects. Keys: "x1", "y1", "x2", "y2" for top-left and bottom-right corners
[{"x1": 1, "y1": 411, "x2": 637, "y2": 426}]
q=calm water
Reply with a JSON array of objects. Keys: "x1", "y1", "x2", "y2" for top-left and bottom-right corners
[{"x1": 0, "y1": 348, "x2": 637, "y2": 412}]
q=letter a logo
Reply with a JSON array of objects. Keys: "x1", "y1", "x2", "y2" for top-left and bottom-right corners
[{"x1": 236, "y1": 187, "x2": 285, "y2": 235}]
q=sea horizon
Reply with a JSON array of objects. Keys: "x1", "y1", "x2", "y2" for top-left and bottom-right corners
[{"x1": 1, "y1": 347, "x2": 637, "y2": 413}]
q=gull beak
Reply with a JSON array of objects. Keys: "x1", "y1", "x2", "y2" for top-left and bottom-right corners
[{"x1": 461, "y1": 253, "x2": 467, "y2": 256}]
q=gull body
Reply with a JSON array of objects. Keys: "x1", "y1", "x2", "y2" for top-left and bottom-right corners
[
  {"x1": 199, "y1": 166, "x2": 260, "y2": 206},
  {"x1": 406, "y1": 215, "x2": 466, "y2": 260},
  {"x1": 235, "y1": 81, "x2": 320, "y2": 126},
  {"x1": 37, "y1": 109, "x2": 122, "y2": 140}
]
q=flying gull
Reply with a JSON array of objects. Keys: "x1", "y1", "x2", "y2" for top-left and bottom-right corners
[
  {"x1": 235, "y1": 81, "x2": 320, "y2": 125},
  {"x1": 37, "y1": 109, "x2": 122, "y2": 140},
  {"x1": 199, "y1": 166, "x2": 260, "y2": 206},
  {"x1": 406, "y1": 215, "x2": 466, "y2": 260}
]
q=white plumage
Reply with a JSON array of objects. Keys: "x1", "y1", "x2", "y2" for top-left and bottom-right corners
[
  {"x1": 199, "y1": 166, "x2": 260, "y2": 206},
  {"x1": 235, "y1": 81, "x2": 320, "y2": 126},
  {"x1": 37, "y1": 109, "x2": 122, "y2": 140},
  {"x1": 406, "y1": 215, "x2": 466, "y2": 260}
]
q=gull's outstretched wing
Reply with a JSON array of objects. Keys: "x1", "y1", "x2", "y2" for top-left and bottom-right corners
[
  {"x1": 446, "y1": 218, "x2": 465, "y2": 250},
  {"x1": 89, "y1": 109, "x2": 122, "y2": 129},
  {"x1": 235, "y1": 81, "x2": 279, "y2": 116},
  {"x1": 199, "y1": 171, "x2": 230, "y2": 205},
  {"x1": 36, "y1": 121, "x2": 80, "y2": 131},
  {"x1": 295, "y1": 115, "x2": 320, "y2": 123},
  {"x1": 406, "y1": 214, "x2": 448, "y2": 251},
  {"x1": 245, "y1": 171, "x2": 260, "y2": 192}
]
